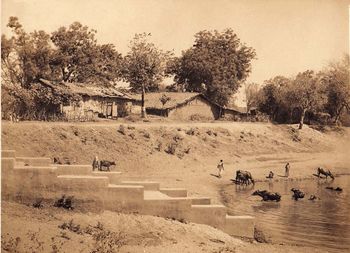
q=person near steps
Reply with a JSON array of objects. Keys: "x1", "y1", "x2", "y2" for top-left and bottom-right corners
[{"x1": 217, "y1": 160, "x2": 224, "y2": 178}]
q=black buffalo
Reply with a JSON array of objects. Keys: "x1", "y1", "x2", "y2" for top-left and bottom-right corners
[
  {"x1": 99, "y1": 160, "x2": 116, "y2": 171},
  {"x1": 252, "y1": 190, "x2": 281, "y2": 202},
  {"x1": 235, "y1": 170, "x2": 255, "y2": 185},
  {"x1": 317, "y1": 167, "x2": 334, "y2": 180},
  {"x1": 291, "y1": 188, "x2": 305, "y2": 201}
]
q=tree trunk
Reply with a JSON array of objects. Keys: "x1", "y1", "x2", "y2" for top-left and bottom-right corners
[
  {"x1": 141, "y1": 85, "x2": 146, "y2": 118},
  {"x1": 299, "y1": 108, "x2": 306, "y2": 129}
]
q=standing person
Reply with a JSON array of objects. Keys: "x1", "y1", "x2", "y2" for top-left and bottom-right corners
[
  {"x1": 217, "y1": 160, "x2": 224, "y2": 178},
  {"x1": 285, "y1": 162, "x2": 290, "y2": 177},
  {"x1": 92, "y1": 156, "x2": 99, "y2": 171}
]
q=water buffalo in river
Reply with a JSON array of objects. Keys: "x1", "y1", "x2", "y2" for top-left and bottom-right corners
[
  {"x1": 317, "y1": 167, "x2": 334, "y2": 180},
  {"x1": 325, "y1": 186, "x2": 342, "y2": 192},
  {"x1": 252, "y1": 190, "x2": 281, "y2": 202},
  {"x1": 235, "y1": 170, "x2": 255, "y2": 185},
  {"x1": 291, "y1": 188, "x2": 305, "y2": 201}
]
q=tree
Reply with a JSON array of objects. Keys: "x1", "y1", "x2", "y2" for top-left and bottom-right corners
[
  {"x1": 244, "y1": 82, "x2": 259, "y2": 113},
  {"x1": 256, "y1": 76, "x2": 290, "y2": 122},
  {"x1": 285, "y1": 70, "x2": 326, "y2": 129},
  {"x1": 51, "y1": 22, "x2": 122, "y2": 84},
  {"x1": 321, "y1": 55, "x2": 350, "y2": 124},
  {"x1": 169, "y1": 29, "x2": 256, "y2": 105},
  {"x1": 123, "y1": 33, "x2": 172, "y2": 117},
  {"x1": 2, "y1": 17, "x2": 53, "y2": 87}
]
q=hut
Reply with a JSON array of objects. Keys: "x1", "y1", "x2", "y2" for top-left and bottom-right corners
[
  {"x1": 137, "y1": 92, "x2": 222, "y2": 120},
  {"x1": 39, "y1": 79, "x2": 140, "y2": 121}
]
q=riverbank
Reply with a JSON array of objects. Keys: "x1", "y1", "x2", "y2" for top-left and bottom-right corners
[
  {"x1": 1, "y1": 201, "x2": 333, "y2": 253},
  {"x1": 2, "y1": 121, "x2": 349, "y2": 252}
]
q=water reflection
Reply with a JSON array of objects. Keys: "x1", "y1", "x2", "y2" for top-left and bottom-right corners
[{"x1": 221, "y1": 176, "x2": 350, "y2": 252}]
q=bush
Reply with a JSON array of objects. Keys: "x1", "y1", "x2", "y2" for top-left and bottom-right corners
[
  {"x1": 32, "y1": 198, "x2": 44, "y2": 208},
  {"x1": 189, "y1": 113, "x2": 212, "y2": 121},
  {"x1": 186, "y1": 127, "x2": 199, "y2": 136},
  {"x1": 54, "y1": 195, "x2": 74, "y2": 210},
  {"x1": 165, "y1": 142, "x2": 178, "y2": 155},
  {"x1": 58, "y1": 219, "x2": 82, "y2": 234},
  {"x1": 117, "y1": 125, "x2": 126, "y2": 135}
]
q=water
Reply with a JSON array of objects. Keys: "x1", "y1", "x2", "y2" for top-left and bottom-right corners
[{"x1": 220, "y1": 176, "x2": 350, "y2": 252}]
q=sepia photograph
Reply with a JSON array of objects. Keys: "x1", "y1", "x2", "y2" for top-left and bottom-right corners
[{"x1": 1, "y1": 0, "x2": 350, "y2": 252}]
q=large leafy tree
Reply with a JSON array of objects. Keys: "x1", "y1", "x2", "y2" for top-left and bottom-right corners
[
  {"x1": 123, "y1": 33, "x2": 172, "y2": 117},
  {"x1": 256, "y1": 76, "x2": 291, "y2": 122},
  {"x1": 1, "y1": 17, "x2": 53, "y2": 88},
  {"x1": 169, "y1": 29, "x2": 256, "y2": 105},
  {"x1": 51, "y1": 22, "x2": 122, "y2": 84},
  {"x1": 320, "y1": 55, "x2": 350, "y2": 124},
  {"x1": 285, "y1": 70, "x2": 326, "y2": 129}
]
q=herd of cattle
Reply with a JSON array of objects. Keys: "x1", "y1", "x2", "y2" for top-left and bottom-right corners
[{"x1": 233, "y1": 167, "x2": 342, "y2": 202}]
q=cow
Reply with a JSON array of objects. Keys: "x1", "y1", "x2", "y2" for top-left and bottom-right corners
[{"x1": 99, "y1": 160, "x2": 116, "y2": 171}]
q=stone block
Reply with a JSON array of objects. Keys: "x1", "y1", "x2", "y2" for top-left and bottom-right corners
[
  {"x1": 224, "y1": 215, "x2": 255, "y2": 238},
  {"x1": 160, "y1": 188, "x2": 187, "y2": 197}
]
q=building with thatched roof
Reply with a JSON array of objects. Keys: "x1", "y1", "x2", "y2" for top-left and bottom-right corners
[
  {"x1": 39, "y1": 79, "x2": 140, "y2": 120},
  {"x1": 129, "y1": 92, "x2": 223, "y2": 120}
]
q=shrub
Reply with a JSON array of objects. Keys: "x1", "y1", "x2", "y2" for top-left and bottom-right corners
[
  {"x1": 189, "y1": 113, "x2": 212, "y2": 121},
  {"x1": 32, "y1": 198, "x2": 44, "y2": 208},
  {"x1": 165, "y1": 142, "x2": 178, "y2": 155},
  {"x1": 186, "y1": 127, "x2": 199, "y2": 136},
  {"x1": 117, "y1": 125, "x2": 126, "y2": 135},
  {"x1": 58, "y1": 219, "x2": 82, "y2": 234},
  {"x1": 54, "y1": 195, "x2": 74, "y2": 210}
]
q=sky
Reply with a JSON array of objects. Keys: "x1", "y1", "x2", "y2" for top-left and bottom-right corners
[{"x1": 1, "y1": 0, "x2": 350, "y2": 104}]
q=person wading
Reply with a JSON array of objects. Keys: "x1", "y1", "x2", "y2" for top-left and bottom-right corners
[
  {"x1": 217, "y1": 160, "x2": 224, "y2": 178},
  {"x1": 285, "y1": 162, "x2": 290, "y2": 177}
]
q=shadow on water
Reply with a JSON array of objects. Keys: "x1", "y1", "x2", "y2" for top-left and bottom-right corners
[{"x1": 220, "y1": 176, "x2": 350, "y2": 252}]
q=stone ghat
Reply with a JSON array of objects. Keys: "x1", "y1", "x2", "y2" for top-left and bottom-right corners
[{"x1": 1, "y1": 150, "x2": 254, "y2": 238}]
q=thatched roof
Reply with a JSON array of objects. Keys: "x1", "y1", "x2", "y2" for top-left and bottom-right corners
[{"x1": 39, "y1": 79, "x2": 133, "y2": 100}]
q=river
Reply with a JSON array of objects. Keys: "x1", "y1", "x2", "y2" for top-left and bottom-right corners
[{"x1": 220, "y1": 175, "x2": 350, "y2": 252}]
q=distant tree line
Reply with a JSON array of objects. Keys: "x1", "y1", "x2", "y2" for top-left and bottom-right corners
[{"x1": 246, "y1": 55, "x2": 350, "y2": 128}]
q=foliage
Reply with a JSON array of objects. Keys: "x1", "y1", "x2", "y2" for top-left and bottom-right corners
[
  {"x1": 244, "y1": 82, "x2": 259, "y2": 112},
  {"x1": 123, "y1": 33, "x2": 172, "y2": 93},
  {"x1": 1, "y1": 17, "x2": 53, "y2": 87},
  {"x1": 320, "y1": 55, "x2": 350, "y2": 124},
  {"x1": 123, "y1": 33, "x2": 172, "y2": 117},
  {"x1": 169, "y1": 29, "x2": 256, "y2": 106},
  {"x1": 51, "y1": 22, "x2": 123, "y2": 83},
  {"x1": 284, "y1": 70, "x2": 327, "y2": 129},
  {"x1": 256, "y1": 76, "x2": 290, "y2": 122},
  {"x1": 160, "y1": 94, "x2": 171, "y2": 107}
]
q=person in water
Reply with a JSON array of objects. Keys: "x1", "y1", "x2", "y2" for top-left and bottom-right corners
[
  {"x1": 266, "y1": 171, "x2": 274, "y2": 179},
  {"x1": 285, "y1": 163, "x2": 290, "y2": 177}
]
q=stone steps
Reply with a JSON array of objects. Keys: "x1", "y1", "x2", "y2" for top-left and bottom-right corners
[
  {"x1": 120, "y1": 181, "x2": 160, "y2": 190},
  {"x1": 160, "y1": 188, "x2": 187, "y2": 197},
  {"x1": 16, "y1": 157, "x2": 52, "y2": 166},
  {"x1": 1, "y1": 150, "x2": 255, "y2": 238}
]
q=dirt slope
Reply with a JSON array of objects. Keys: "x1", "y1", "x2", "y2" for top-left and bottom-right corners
[{"x1": 2, "y1": 201, "x2": 329, "y2": 253}]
